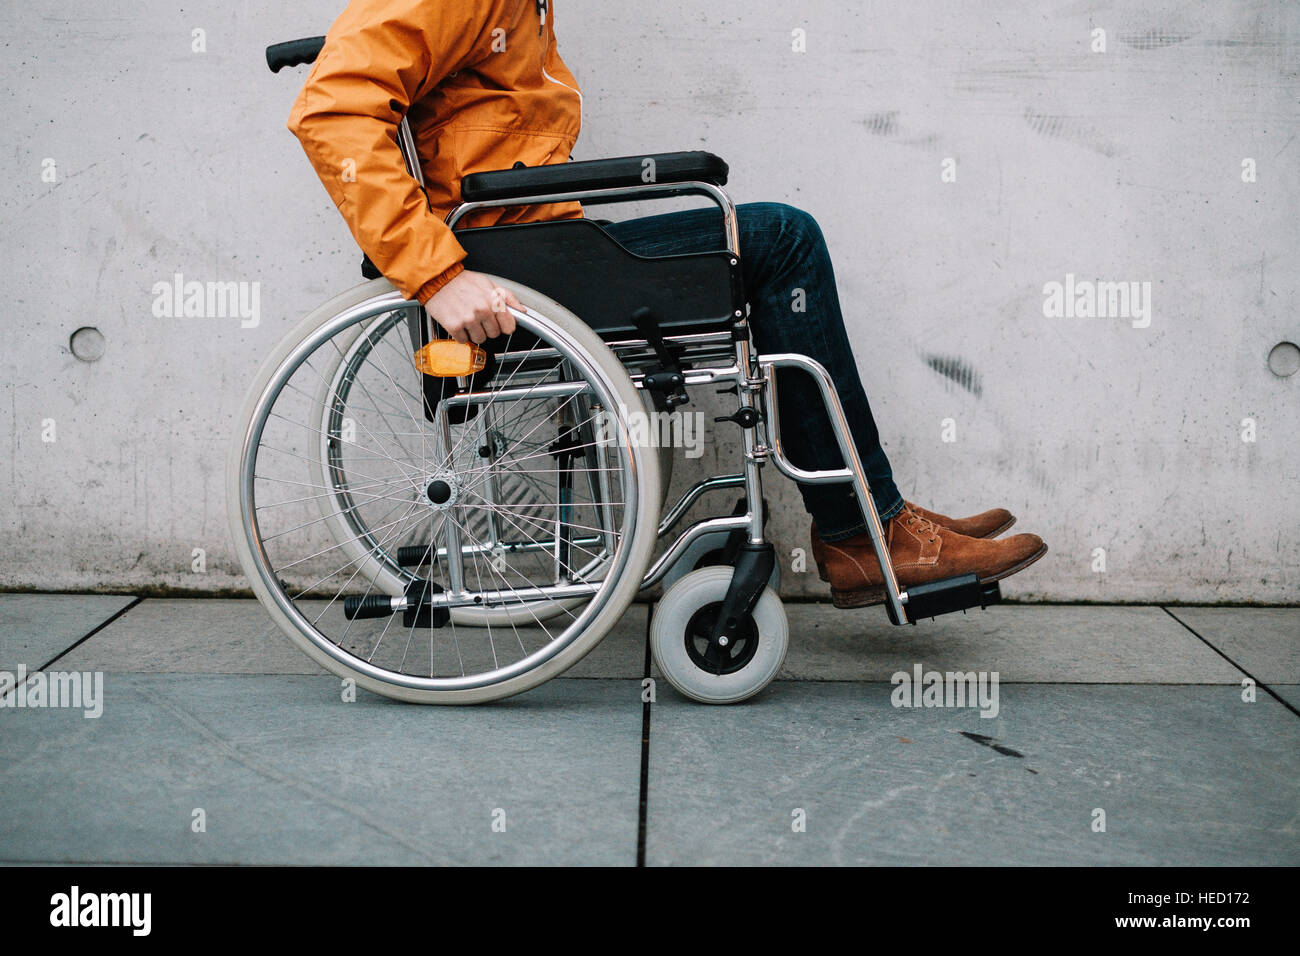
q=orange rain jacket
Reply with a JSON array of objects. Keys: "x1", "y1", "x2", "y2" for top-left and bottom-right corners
[{"x1": 287, "y1": 0, "x2": 583, "y2": 304}]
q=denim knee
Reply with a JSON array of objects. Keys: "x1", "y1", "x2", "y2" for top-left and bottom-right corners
[{"x1": 743, "y1": 202, "x2": 822, "y2": 246}]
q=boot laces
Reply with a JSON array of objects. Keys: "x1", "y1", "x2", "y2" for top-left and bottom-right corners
[{"x1": 900, "y1": 505, "x2": 940, "y2": 544}]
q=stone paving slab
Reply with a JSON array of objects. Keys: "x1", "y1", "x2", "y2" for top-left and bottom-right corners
[
  {"x1": 51, "y1": 600, "x2": 1268, "y2": 686},
  {"x1": 56, "y1": 598, "x2": 321, "y2": 675},
  {"x1": 771, "y1": 604, "x2": 1246, "y2": 683},
  {"x1": 0, "y1": 594, "x2": 137, "y2": 673},
  {"x1": 0, "y1": 675, "x2": 642, "y2": 865},
  {"x1": 644, "y1": 682, "x2": 1300, "y2": 866},
  {"x1": 1164, "y1": 608, "x2": 1299, "y2": 684},
  {"x1": 7, "y1": 595, "x2": 1296, "y2": 867},
  {"x1": 57, "y1": 599, "x2": 648, "y2": 680}
]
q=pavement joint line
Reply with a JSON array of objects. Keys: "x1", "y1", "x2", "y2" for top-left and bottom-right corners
[
  {"x1": 1161, "y1": 606, "x2": 1300, "y2": 719},
  {"x1": 636, "y1": 601, "x2": 654, "y2": 868},
  {"x1": 39, "y1": 596, "x2": 145, "y2": 671},
  {"x1": 0, "y1": 596, "x2": 145, "y2": 705}
]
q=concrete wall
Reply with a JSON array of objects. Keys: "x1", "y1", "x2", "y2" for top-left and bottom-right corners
[{"x1": 2, "y1": 0, "x2": 1297, "y2": 602}]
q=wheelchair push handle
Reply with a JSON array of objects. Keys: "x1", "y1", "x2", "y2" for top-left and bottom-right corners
[{"x1": 266, "y1": 36, "x2": 325, "y2": 73}]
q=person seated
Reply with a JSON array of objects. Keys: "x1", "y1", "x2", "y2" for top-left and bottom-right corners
[{"x1": 287, "y1": 0, "x2": 1048, "y2": 609}]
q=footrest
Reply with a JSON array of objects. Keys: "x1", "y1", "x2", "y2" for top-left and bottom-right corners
[{"x1": 888, "y1": 574, "x2": 1001, "y2": 625}]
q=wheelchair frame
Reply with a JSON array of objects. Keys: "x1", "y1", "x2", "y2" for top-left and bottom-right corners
[{"x1": 395, "y1": 116, "x2": 920, "y2": 624}]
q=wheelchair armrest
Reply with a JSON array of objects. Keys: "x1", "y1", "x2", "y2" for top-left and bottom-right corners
[{"x1": 460, "y1": 151, "x2": 728, "y2": 203}]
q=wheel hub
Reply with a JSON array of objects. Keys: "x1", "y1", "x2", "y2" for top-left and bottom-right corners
[
  {"x1": 684, "y1": 602, "x2": 759, "y2": 675},
  {"x1": 422, "y1": 472, "x2": 462, "y2": 511}
]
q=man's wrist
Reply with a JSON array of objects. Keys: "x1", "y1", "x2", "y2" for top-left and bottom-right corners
[{"x1": 417, "y1": 261, "x2": 466, "y2": 305}]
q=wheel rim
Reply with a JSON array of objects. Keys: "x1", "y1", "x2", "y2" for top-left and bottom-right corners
[{"x1": 235, "y1": 291, "x2": 645, "y2": 693}]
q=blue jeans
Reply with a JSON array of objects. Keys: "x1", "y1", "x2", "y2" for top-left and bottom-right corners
[{"x1": 603, "y1": 202, "x2": 905, "y2": 542}]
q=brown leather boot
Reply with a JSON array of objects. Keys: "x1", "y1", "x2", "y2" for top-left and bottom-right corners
[
  {"x1": 904, "y1": 501, "x2": 1015, "y2": 539},
  {"x1": 810, "y1": 502, "x2": 1016, "y2": 582},
  {"x1": 818, "y1": 505, "x2": 1047, "y2": 609}
]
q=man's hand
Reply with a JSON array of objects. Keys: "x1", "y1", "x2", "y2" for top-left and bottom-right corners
[{"x1": 423, "y1": 270, "x2": 521, "y2": 344}]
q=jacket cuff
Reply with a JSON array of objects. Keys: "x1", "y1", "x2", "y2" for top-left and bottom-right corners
[{"x1": 416, "y1": 261, "x2": 466, "y2": 305}]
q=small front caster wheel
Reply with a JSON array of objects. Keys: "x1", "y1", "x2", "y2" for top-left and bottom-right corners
[{"x1": 650, "y1": 566, "x2": 788, "y2": 704}]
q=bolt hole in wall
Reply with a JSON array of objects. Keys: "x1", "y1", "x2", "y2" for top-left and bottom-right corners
[
  {"x1": 1267, "y1": 341, "x2": 1299, "y2": 378},
  {"x1": 69, "y1": 327, "x2": 106, "y2": 363}
]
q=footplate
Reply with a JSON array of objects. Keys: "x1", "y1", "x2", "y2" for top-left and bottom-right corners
[{"x1": 886, "y1": 574, "x2": 1001, "y2": 625}]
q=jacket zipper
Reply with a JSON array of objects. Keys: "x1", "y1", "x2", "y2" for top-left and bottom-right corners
[{"x1": 536, "y1": 1, "x2": 582, "y2": 108}]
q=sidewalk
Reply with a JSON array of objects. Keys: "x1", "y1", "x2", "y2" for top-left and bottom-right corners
[{"x1": 1, "y1": 595, "x2": 1296, "y2": 865}]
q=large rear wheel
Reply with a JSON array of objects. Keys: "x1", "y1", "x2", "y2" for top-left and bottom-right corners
[{"x1": 228, "y1": 277, "x2": 662, "y2": 703}]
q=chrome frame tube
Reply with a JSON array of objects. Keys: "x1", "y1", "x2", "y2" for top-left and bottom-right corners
[
  {"x1": 446, "y1": 180, "x2": 741, "y2": 257},
  {"x1": 396, "y1": 117, "x2": 426, "y2": 189},
  {"x1": 612, "y1": 331, "x2": 735, "y2": 366},
  {"x1": 441, "y1": 380, "x2": 591, "y2": 407},
  {"x1": 641, "y1": 515, "x2": 751, "y2": 590},
  {"x1": 418, "y1": 533, "x2": 603, "y2": 563},
  {"x1": 758, "y1": 352, "x2": 907, "y2": 622},
  {"x1": 733, "y1": 337, "x2": 767, "y2": 545},
  {"x1": 552, "y1": 373, "x2": 576, "y2": 583},
  {"x1": 392, "y1": 580, "x2": 602, "y2": 611},
  {"x1": 437, "y1": 409, "x2": 467, "y2": 598},
  {"x1": 486, "y1": 331, "x2": 735, "y2": 371},
  {"x1": 587, "y1": 401, "x2": 619, "y2": 557},
  {"x1": 657, "y1": 474, "x2": 746, "y2": 537},
  {"x1": 478, "y1": 404, "x2": 504, "y2": 553},
  {"x1": 630, "y1": 363, "x2": 741, "y2": 390}
]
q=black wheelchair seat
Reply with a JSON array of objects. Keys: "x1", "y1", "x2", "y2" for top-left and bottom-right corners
[{"x1": 460, "y1": 151, "x2": 728, "y2": 203}]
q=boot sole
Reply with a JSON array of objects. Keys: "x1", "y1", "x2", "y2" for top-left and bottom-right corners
[
  {"x1": 986, "y1": 516, "x2": 1017, "y2": 538},
  {"x1": 823, "y1": 543, "x2": 1048, "y2": 610},
  {"x1": 980, "y1": 541, "x2": 1048, "y2": 584},
  {"x1": 830, "y1": 586, "x2": 886, "y2": 609},
  {"x1": 813, "y1": 519, "x2": 1016, "y2": 584}
]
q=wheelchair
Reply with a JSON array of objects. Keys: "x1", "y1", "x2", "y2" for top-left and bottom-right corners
[{"x1": 228, "y1": 38, "x2": 1003, "y2": 705}]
